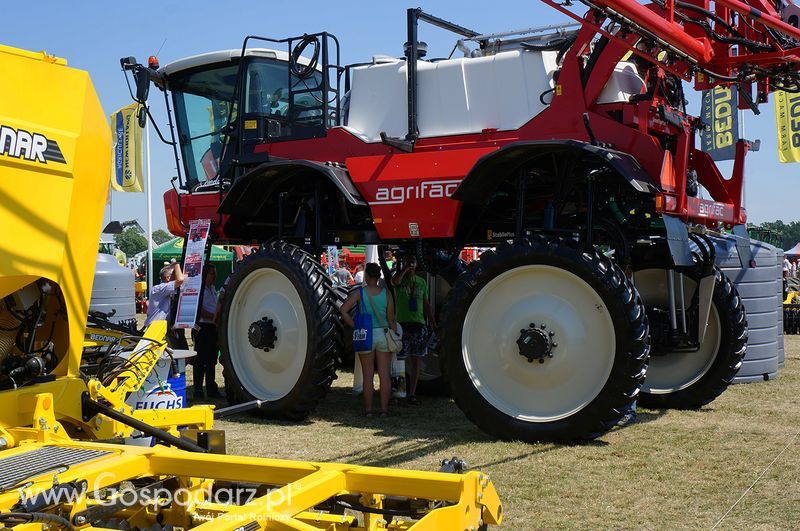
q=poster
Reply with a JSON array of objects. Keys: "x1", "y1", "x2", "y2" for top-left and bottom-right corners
[{"x1": 174, "y1": 219, "x2": 211, "y2": 329}]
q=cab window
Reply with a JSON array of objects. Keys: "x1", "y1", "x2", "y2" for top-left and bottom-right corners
[{"x1": 243, "y1": 59, "x2": 325, "y2": 139}]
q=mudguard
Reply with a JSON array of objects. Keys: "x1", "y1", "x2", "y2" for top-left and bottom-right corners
[
  {"x1": 452, "y1": 139, "x2": 659, "y2": 204},
  {"x1": 218, "y1": 159, "x2": 366, "y2": 217}
]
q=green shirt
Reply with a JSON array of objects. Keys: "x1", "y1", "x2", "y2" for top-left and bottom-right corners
[{"x1": 395, "y1": 274, "x2": 427, "y2": 324}]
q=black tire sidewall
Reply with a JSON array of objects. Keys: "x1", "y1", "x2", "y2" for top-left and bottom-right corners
[
  {"x1": 442, "y1": 240, "x2": 647, "y2": 442},
  {"x1": 219, "y1": 245, "x2": 336, "y2": 419},
  {"x1": 639, "y1": 267, "x2": 746, "y2": 409}
]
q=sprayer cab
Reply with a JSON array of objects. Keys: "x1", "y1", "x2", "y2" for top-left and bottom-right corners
[{"x1": 124, "y1": 33, "x2": 340, "y2": 192}]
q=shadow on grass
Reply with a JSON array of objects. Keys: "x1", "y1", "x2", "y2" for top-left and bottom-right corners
[{"x1": 206, "y1": 384, "x2": 673, "y2": 469}]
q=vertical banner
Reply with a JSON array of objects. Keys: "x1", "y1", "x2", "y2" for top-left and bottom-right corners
[
  {"x1": 700, "y1": 85, "x2": 739, "y2": 161},
  {"x1": 174, "y1": 219, "x2": 211, "y2": 329},
  {"x1": 109, "y1": 103, "x2": 144, "y2": 192},
  {"x1": 326, "y1": 246, "x2": 339, "y2": 276},
  {"x1": 775, "y1": 90, "x2": 800, "y2": 163}
]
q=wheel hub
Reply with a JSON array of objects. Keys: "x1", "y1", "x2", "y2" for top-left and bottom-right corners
[
  {"x1": 248, "y1": 317, "x2": 278, "y2": 351},
  {"x1": 517, "y1": 323, "x2": 557, "y2": 364}
]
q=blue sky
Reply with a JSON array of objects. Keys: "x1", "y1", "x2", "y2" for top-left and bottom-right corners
[{"x1": 2, "y1": 1, "x2": 797, "y2": 232}]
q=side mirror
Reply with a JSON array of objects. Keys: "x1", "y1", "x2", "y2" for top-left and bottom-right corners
[
  {"x1": 103, "y1": 221, "x2": 123, "y2": 234},
  {"x1": 134, "y1": 66, "x2": 151, "y2": 103}
]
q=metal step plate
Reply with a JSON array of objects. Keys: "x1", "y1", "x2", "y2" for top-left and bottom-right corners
[{"x1": 0, "y1": 446, "x2": 112, "y2": 491}]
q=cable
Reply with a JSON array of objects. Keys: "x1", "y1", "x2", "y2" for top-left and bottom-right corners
[
  {"x1": 290, "y1": 35, "x2": 320, "y2": 79},
  {"x1": 711, "y1": 429, "x2": 800, "y2": 529},
  {"x1": 0, "y1": 512, "x2": 74, "y2": 530},
  {"x1": 334, "y1": 499, "x2": 419, "y2": 518}
]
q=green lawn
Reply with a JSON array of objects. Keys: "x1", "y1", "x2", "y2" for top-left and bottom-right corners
[{"x1": 191, "y1": 339, "x2": 800, "y2": 530}]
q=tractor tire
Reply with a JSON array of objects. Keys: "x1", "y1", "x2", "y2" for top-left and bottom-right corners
[
  {"x1": 635, "y1": 266, "x2": 747, "y2": 409},
  {"x1": 219, "y1": 242, "x2": 339, "y2": 420},
  {"x1": 440, "y1": 237, "x2": 649, "y2": 442}
]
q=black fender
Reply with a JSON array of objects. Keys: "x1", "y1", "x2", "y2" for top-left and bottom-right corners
[
  {"x1": 452, "y1": 139, "x2": 660, "y2": 204},
  {"x1": 218, "y1": 159, "x2": 366, "y2": 217}
]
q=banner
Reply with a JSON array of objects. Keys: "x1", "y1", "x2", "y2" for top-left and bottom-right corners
[
  {"x1": 775, "y1": 90, "x2": 800, "y2": 163},
  {"x1": 109, "y1": 103, "x2": 144, "y2": 192},
  {"x1": 700, "y1": 85, "x2": 739, "y2": 161},
  {"x1": 174, "y1": 219, "x2": 211, "y2": 329}
]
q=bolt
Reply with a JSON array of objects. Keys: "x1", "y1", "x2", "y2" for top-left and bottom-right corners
[
  {"x1": 54, "y1": 425, "x2": 59, "y2": 432},
  {"x1": 539, "y1": 358, "x2": 545, "y2": 364},
  {"x1": 529, "y1": 323, "x2": 535, "y2": 328},
  {"x1": 74, "y1": 515, "x2": 87, "y2": 525},
  {"x1": 540, "y1": 324, "x2": 546, "y2": 329},
  {"x1": 552, "y1": 343, "x2": 558, "y2": 348},
  {"x1": 0, "y1": 437, "x2": 7, "y2": 450},
  {"x1": 549, "y1": 331, "x2": 555, "y2": 337}
]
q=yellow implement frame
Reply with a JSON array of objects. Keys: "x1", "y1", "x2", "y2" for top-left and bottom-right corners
[
  {"x1": 0, "y1": 43, "x2": 501, "y2": 529},
  {"x1": 0, "y1": 441, "x2": 502, "y2": 530}
]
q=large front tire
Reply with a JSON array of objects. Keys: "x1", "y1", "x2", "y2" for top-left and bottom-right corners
[
  {"x1": 441, "y1": 238, "x2": 649, "y2": 442},
  {"x1": 219, "y1": 242, "x2": 338, "y2": 420}
]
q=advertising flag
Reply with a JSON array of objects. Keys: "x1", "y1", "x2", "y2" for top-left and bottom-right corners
[
  {"x1": 775, "y1": 90, "x2": 800, "y2": 163},
  {"x1": 109, "y1": 103, "x2": 144, "y2": 192},
  {"x1": 700, "y1": 85, "x2": 739, "y2": 161}
]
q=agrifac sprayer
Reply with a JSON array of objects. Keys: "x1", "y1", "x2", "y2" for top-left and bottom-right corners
[{"x1": 123, "y1": 1, "x2": 800, "y2": 442}]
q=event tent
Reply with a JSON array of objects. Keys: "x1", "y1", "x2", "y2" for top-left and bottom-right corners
[
  {"x1": 786, "y1": 242, "x2": 800, "y2": 256},
  {"x1": 152, "y1": 238, "x2": 232, "y2": 290}
]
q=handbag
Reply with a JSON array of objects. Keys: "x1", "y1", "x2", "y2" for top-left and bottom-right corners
[
  {"x1": 365, "y1": 288, "x2": 404, "y2": 353},
  {"x1": 352, "y1": 287, "x2": 373, "y2": 353}
]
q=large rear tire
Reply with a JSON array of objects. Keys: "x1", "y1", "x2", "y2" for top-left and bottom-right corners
[
  {"x1": 219, "y1": 242, "x2": 338, "y2": 420},
  {"x1": 441, "y1": 238, "x2": 649, "y2": 442},
  {"x1": 635, "y1": 266, "x2": 746, "y2": 409}
]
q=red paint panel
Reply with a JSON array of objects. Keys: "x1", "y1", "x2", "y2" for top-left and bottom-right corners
[
  {"x1": 346, "y1": 147, "x2": 498, "y2": 239},
  {"x1": 686, "y1": 197, "x2": 736, "y2": 224},
  {"x1": 164, "y1": 188, "x2": 228, "y2": 239}
]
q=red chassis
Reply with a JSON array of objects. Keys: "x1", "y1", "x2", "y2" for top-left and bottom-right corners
[{"x1": 164, "y1": 0, "x2": 800, "y2": 242}]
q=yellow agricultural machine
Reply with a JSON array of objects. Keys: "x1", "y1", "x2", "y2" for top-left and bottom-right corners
[{"x1": 0, "y1": 44, "x2": 501, "y2": 530}]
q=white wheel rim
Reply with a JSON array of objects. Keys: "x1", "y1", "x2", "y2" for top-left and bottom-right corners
[
  {"x1": 227, "y1": 267, "x2": 308, "y2": 400},
  {"x1": 634, "y1": 269, "x2": 721, "y2": 394},
  {"x1": 462, "y1": 264, "x2": 616, "y2": 422}
]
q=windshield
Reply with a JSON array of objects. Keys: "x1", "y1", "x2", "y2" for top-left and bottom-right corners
[
  {"x1": 170, "y1": 57, "x2": 326, "y2": 188},
  {"x1": 171, "y1": 63, "x2": 239, "y2": 187}
]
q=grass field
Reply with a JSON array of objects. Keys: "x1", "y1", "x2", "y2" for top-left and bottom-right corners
[{"x1": 189, "y1": 339, "x2": 800, "y2": 530}]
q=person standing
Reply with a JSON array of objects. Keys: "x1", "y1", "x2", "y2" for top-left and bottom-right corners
[
  {"x1": 353, "y1": 263, "x2": 365, "y2": 285},
  {"x1": 192, "y1": 264, "x2": 220, "y2": 399},
  {"x1": 145, "y1": 263, "x2": 185, "y2": 328},
  {"x1": 391, "y1": 253, "x2": 436, "y2": 404},
  {"x1": 339, "y1": 263, "x2": 398, "y2": 416},
  {"x1": 333, "y1": 264, "x2": 354, "y2": 287}
]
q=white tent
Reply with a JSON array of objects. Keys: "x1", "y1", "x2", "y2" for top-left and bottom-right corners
[{"x1": 785, "y1": 242, "x2": 800, "y2": 256}]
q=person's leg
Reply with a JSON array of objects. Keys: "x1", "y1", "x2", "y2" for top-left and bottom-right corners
[
  {"x1": 204, "y1": 325, "x2": 219, "y2": 396},
  {"x1": 376, "y1": 351, "x2": 393, "y2": 414},
  {"x1": 192, "y1": 328, "x2": 207, "y2": 399},
  {"x1": 407, "y1": 356, "x2": 421, "y2": 399},
  {"x1": 359, "y1": 352, "x2": 376, "y2": 414}
]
